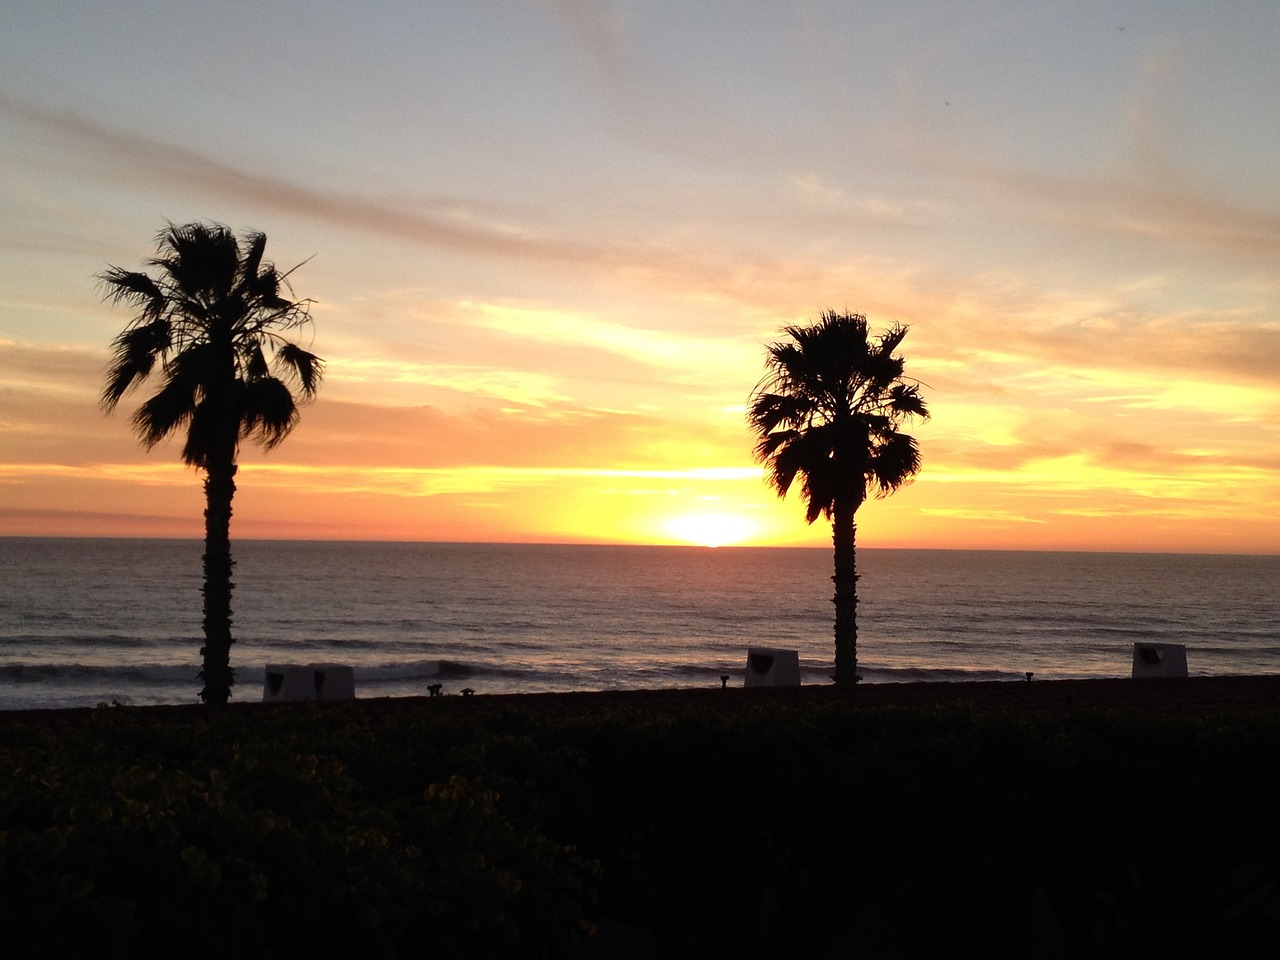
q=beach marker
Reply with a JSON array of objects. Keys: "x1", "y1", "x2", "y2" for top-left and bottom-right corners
[
  {"x1": 744, "y1": 648, "x2": 801, "y2": 687},
  {"x1": 262, "y1": 664, "x2": 355, "y2": 702},
  {"x1": 1131, "y1": 643, "x2": 1188, "y2": 679}
]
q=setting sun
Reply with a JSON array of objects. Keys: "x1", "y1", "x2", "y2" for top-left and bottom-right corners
[{"x1": 664, "y1": 512, "x2": 758, "y2": 548}]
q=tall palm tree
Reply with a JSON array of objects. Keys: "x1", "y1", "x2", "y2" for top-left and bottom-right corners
[
  {"x1": 748, "y1": 311, "x2": 928, "y2": 684},
  {"x1": 100, "y1": 222, "x2": 323, "y2": 705}
]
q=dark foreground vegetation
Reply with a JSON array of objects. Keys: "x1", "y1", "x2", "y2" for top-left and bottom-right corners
[{"x1": 2, "y1": 687, "x2": 1278, "y2": 958}]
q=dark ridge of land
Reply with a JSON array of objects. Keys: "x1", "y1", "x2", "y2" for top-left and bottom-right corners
[{"x1": 5, "y1": 674, "x2": 1279, "y2": 729}]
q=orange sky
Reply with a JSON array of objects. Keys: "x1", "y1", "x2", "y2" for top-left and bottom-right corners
[{"x1": 2, "y1": 3, "x2": 1278, "y2": 552}]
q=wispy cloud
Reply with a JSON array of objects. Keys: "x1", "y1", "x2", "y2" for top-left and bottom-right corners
[
  {"x1": 790, "y1": 173, "x2": 940, "y2": 228},
  {"x1": 326, "y1": 354, "x2": 571, "y2": 408},
  {"x1": 910, "y1": 288, "x2": 1280, "y2": 394},
  {"x1": 0, "y1": 460, "x2": 757, "y2": 498},
  {"x1": 0, "y1": 90, "x2": 899, "y2": 318},
  {"x1": 0, "y1": 91, "x2": 626, "y2": 269},
  {"x1": 994, "y1": 167, "x2": 1280, "y2": 263},
  {"x1": 0, "y1": 338, "x2": 102, "y2": 389},
  {"x1": 284, "y1": 395, "x2": 749, "y2": 470},
  {"x1": 540, "y1": 0, "x2": 629, "y2": 87},
  {"x1": 919, "y1": 507, "x2": 1048, "y2": 525},
  {"x1": 252, "y1": 461, "x2": 756, "y2": 488},
  {"x1": 464, "y1": 301, "x2": 760, "y2": 379}
]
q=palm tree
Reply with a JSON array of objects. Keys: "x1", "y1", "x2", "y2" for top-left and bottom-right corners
[
  {"x1": 100, "y1": 222, "x2": 323, "y2": 705},
  {"x1": 748, "y1": 311, "x2": 928, "y2": 684}
]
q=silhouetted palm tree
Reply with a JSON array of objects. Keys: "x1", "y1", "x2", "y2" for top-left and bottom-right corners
[
  {"x1": 748, "y1": 311, "x2": 927, "y2": 684},
  {"x1": 100, "y1": 222, "x2": 323, "y2": 705}
]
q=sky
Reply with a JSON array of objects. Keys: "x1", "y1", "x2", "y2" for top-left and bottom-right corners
[{"x1": 1, "y1": 1, "x2": 1278, "y2": 552}]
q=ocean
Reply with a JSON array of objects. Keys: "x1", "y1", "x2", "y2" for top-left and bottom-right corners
[{"x1": 1, "y1": 538, "x2": 1277, "y2": 710}]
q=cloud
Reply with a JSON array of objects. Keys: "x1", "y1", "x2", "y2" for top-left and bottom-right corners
[
  {"x1": 919, "y1": 507, "x2": 1048, "y2": 525},
  {"x1": 0, "y1": 90, "x2": 911, "y2": 319},
  {"x1": 464, "y1": 301, "x2": 761, "y2": 380},
  {"x1": 0, "y1": 458, "x2": 757, "y2": 504},
  {"x1": 282, "y1": 395, "x2": 750, "y2": 471},
  {"x1": 0, "y1": 91, "x2": 629, "y2": 269},
  {"x1": 907, "y1": 281, "x2": 1280, "y2": 395},
  {"x1": 240, "y1": 462, "x2": 759, "y2": 497},
  {"x1": 1001, "y1": 167, "x2": 1280, "y2": 264},
  {"x1": 540, "y1": 0, "x2": 629, "y2": 86},
  {"x1": 326, "y1": 354, "x2": 571, "y2": 409},
  {"x1": 0, "y1": 338, "x2": 102, "y2": 390},
  {"x1": 790, "y1": 173, "x2": 939, "y2": 228}
]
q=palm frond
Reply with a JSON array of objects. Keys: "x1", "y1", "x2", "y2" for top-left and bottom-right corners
[
  {"x1": 98, "y1": 268, "x2": 165, "y2": 314},
  {"x1": 869, "y1": 432, "x2": 921, "y2": 497},
  {"x1": 764, "y1": 439, "x2": 806, "y2": 503},
  {"x1": 239, "y1": 231, "x2": 268, "y2": 286},
  {"x1": 154, "y1": 221, "x2": 241, "y2": 299},
  {"x1": 131, "y1": 373, "x2": 199, "y2": 451},
  {"x1": 245, "y1": 343, "x2": 270, "y2": 380},
  {"x1": 101, "y1": 318, "x2": 172, "y2": 410},
  {"x1": 801, "y1": 464, "x2": 840, "y2": 523},
  {"x1": 239, "y1": 377, "x2": 300, "y2": 449},
  {"x1": 748, "y1": 391, "x2": 814, "y2": 435},
  {"x1": 875, "y1": 323, "x2": 908, "y2": 357},
  {"x1": 180, "y1": 401, "x2": 227, "y2": 468},
  {"x1": 888, "y1": 382, "x2": 929, "y2": 419},
  {"x1": 273, "y1": 343, "x2": 324, "y2": 398}
]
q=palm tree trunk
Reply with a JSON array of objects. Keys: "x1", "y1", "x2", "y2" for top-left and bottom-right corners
[
  {"x1": 200, "y1": 455, "x2": 237, "y2": 706},
  {"x1": 831, "y1": 496, "x2": 859, "y2": 684}
]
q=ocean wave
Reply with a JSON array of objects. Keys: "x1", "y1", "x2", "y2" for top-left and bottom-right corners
[
  {"x1": 2, "y1": 662, "x2": 197, "y2": 683},
  {"x1": 2, "y1": 633, "x2": 187, "y2": 650},
  {"x1": 355, "y1": 659, "x2": 490, "y2": 682}
]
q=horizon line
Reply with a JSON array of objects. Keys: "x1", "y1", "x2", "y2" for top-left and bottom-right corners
[{"x1": 2, "y1": 533, "x2": 1276, "y2": 559}]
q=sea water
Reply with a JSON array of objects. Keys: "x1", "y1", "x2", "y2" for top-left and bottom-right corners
[{"x1": 1, "y1": 538, "x2": 1277, "y2": 710}]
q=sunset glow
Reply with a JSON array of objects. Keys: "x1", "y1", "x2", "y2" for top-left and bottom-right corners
[
  {"x1": 664, "y1": 512, "x2": 759, "y2": 549},
  {"x1": 2, "y1": 3, "x2": 1278, "y2": 553}
]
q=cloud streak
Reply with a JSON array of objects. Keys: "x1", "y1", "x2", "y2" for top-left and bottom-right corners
[
  {"x1": 994, "y1": 166, "x2": 1280, "y2": 263},
  {"x1": 1, "y1": 90, "x2": 919, "y2": 328},
  {"x1": 0, "y1": 91, "x2": 639, "y2": 269},
  {"x1": 540, "y1": 0, "x2": 630, "y2": 88},
  {"x1": 0, "y1": 90, "x2": 797, "y2": 307}
]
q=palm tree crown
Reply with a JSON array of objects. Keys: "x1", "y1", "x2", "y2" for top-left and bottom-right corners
[
  {"x1": 748, "y1": 310, "x2": 927, "y2": 684},
  {"x1": 101, "y1": 222, "x2": 323, "y2": 458},
  {"x1": 748, "y1": 311, "x2": 928, "y2": 522},
  {"x1": 100, "y1": 221, "x2": 323, "y2": 705}
]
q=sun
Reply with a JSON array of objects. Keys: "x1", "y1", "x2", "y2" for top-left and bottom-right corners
[{"x1": 664, "y1": 512, "x2": 758, "y2": 547}]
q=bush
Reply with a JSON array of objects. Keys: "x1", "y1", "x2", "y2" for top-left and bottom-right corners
[{"x1": 2, "y1": 698, "x2": 1279, "y2": 957}]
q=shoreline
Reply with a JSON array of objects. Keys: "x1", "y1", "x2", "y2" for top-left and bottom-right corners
[{"x1": 5, "y1": 674, "x2": 1279, "y2": 727}]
